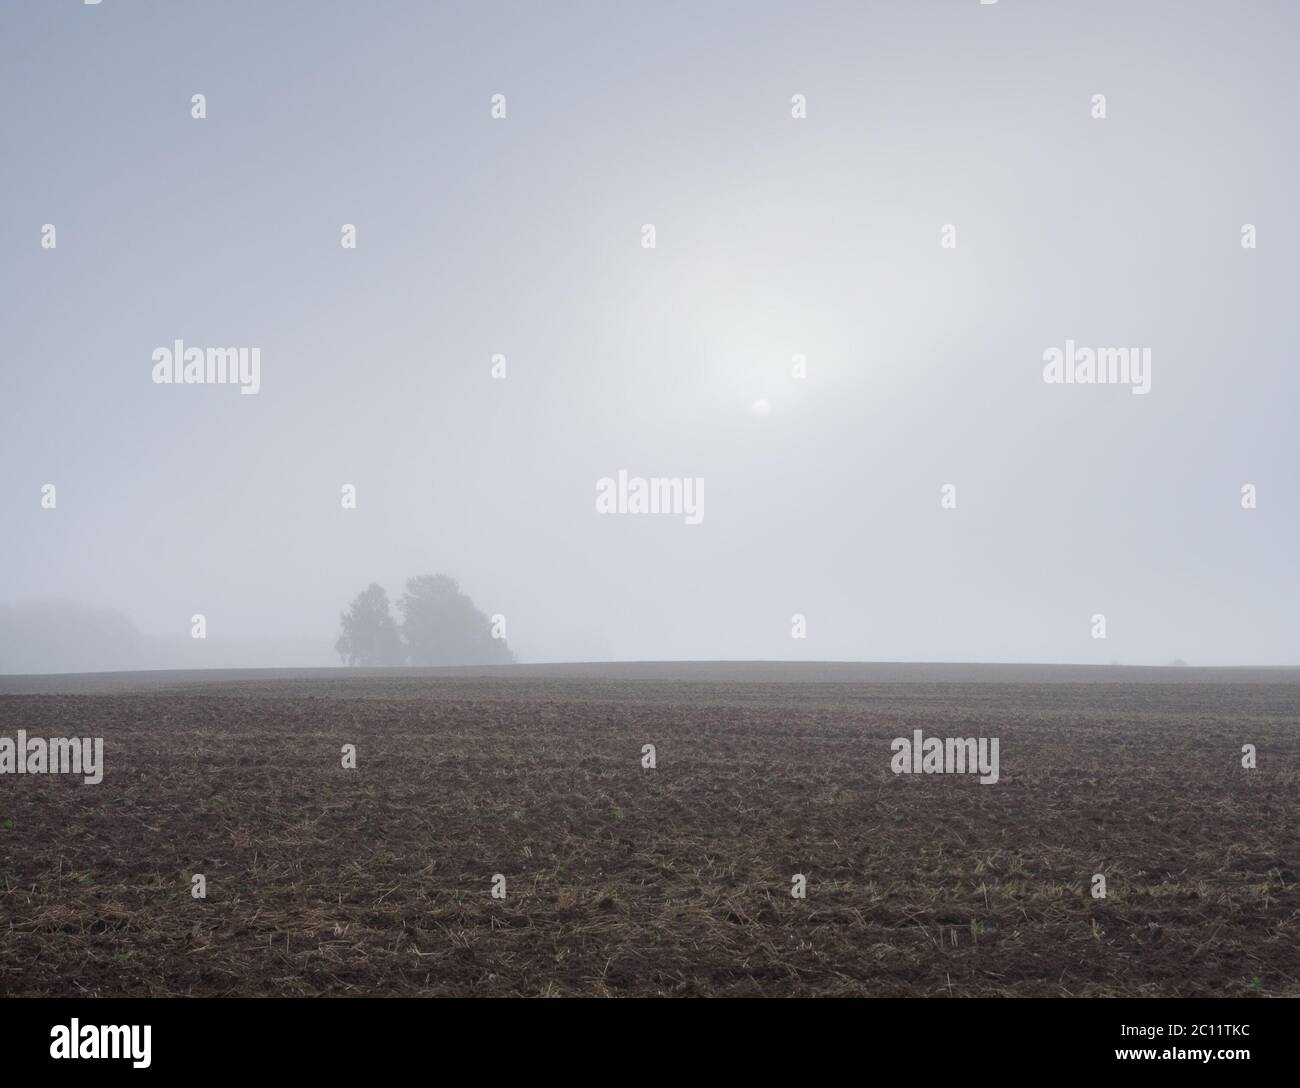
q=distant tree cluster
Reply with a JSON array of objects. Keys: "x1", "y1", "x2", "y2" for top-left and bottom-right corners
[{"x1": 334, "y1": 574, "x2": 514, "y2": 667}]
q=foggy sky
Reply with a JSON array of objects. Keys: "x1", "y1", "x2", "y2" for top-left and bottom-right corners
[{"x1": 2, "y1": 1, "x2": 1297, "y2": 669}]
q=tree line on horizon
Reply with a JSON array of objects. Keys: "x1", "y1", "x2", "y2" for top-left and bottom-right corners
[{"x1": 334, "y1": 574, "x2": 515, "y2": 667}]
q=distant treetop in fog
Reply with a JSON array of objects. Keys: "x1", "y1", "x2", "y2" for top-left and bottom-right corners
[{"x1": 335, "y1": 575, "x2": 514, "y2": 667}]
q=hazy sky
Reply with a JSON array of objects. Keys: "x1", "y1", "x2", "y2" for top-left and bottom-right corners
[{"x1": 2, "y1": 1, "x2": 1297, "y2": 667}]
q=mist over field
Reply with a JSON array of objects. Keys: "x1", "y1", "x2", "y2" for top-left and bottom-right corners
[
  {"x1": 1, "y1": 3, "x2": 1298, "y2": 1038},
  {"x1": 2, "y1": 0, "x2": 1298, "y2": 673}
]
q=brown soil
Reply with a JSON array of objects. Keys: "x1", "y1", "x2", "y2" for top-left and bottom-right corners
[{"x1": 0, "y1": 665, "x2": 1295, "y2": 996}]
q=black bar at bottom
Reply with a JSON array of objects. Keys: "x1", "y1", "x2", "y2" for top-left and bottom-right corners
[{"x1": 1, "y1": 997, "x2": 1292, "y2": 1075}]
